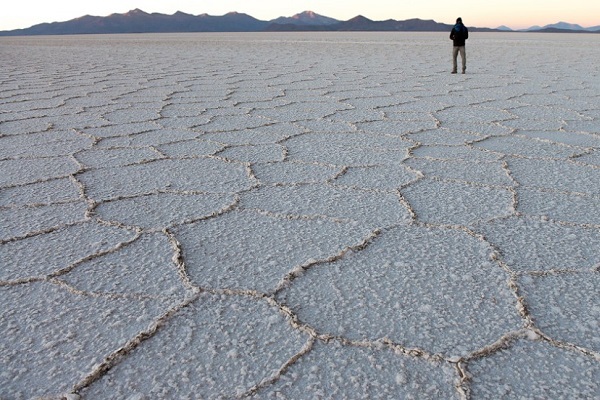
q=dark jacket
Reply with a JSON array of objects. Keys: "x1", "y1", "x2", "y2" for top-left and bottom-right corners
[{"x1": 450, "y1": 23, "x2": 468, "y2": 46}]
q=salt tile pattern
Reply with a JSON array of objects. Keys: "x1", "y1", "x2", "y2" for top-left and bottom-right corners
[{"x1": 1, "y1": 33, "x2": 599, "y2": 399}]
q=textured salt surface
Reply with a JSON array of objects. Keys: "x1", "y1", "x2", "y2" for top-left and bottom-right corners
[{"x1": 1, "y1": 32, "x2": 599, "y2": 399}]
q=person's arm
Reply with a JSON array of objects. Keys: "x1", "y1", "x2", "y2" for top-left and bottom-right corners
[
  {"x1": 465, "y1": 28, "x2": 469, "y2": 40},
  {"x1": 450, "y1": 29, "x2": 455, "y2": 40}
]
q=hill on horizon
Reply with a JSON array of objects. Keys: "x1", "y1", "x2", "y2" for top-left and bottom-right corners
[{"x1": 270, "y1": 11, "x2": 340, "y2": 26}]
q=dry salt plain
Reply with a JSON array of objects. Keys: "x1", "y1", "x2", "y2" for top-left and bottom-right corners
[{"x1": 1, "y1": 31, "x2": 600, "y2": 399}]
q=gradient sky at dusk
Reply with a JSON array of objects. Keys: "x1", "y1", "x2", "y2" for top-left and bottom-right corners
[{"x1": 2, "y1": 0, "x2": 599, "y2": 31}]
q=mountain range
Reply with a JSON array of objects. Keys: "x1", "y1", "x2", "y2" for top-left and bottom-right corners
[
  {"x1": 0, "y1": 10, "x2": 598, "y2": 36},
  {"x1": 521, "y1": 22, "x2": 600, "y2": 32}
]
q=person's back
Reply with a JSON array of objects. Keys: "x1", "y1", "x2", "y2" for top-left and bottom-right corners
[
  {"x1": 450, "y1": 17, "x2": 469, "y2": 73},
  {"x1": 450, "y1": 20, "x2": 469, "y2": 47}
]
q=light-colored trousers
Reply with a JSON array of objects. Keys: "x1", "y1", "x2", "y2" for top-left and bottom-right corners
[{"x1": 452, "y1": 46, "x2": 466, "y2": 72}]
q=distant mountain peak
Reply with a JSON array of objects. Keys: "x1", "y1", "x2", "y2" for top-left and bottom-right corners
[
  {"x1": 270, "y1": 10, "x2": 340, "y2": 26},
  {"x1": 125, "y1": 9, "x2": 148, "y2": 16},
  {"x1": 224, "y1": 11, "x2": 257, "y2": 19},
  {"x1": 545, "y1": 21, "x2": 584, "y2": 30},
  {"x1": 292, "y1": 11, "x2": 323, "y2": 19},
  {"x1": 348, "y1": 15, "x2": 374, "y2": 23},
  {"x1": 525, "y1": 21, "x2": 592, "y2": 31}
]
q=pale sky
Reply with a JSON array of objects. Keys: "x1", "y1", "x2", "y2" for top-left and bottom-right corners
[{"x1": 2, "y1": 0, "x2": 599, "y2": 31}]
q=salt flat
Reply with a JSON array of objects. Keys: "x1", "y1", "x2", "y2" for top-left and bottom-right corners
[{"x1": 1, "y1": 32, "x2": 599, "y2": 399}]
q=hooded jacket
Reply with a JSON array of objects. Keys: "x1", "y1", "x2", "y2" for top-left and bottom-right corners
[{"x1": 450, "y1": 23, "x2": 469, "y2": 46}]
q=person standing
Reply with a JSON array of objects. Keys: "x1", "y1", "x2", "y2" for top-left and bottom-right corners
[{"x1": 450, "y1": 17, "x2": 469, "y2": 74}]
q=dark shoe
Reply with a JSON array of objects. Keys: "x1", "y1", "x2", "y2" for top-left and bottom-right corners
[{"x1": 451, "y1": 71, "x2": 457, "y2": 74}]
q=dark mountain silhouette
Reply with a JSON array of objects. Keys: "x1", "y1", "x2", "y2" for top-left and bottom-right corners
[
  {"x1": 266, "y1": 16, "x2": 497, "y2": 32},
  {"x1": 0, "y1": 9, "x2": 597, "y2": 36},
  {"x1": 545, "y1": 22, "x2": 586, "y2": 31},
  {"x1": 270, "y1": 11, "x2": 339, "y2": 26},
  {"x1": 533, "y1": 27, "x2": 600, "y2": 33},
  {"x1": 524, "y1": 21, "x2": 600, "y2": 32},
  {"x1": 0, "y1": 9, "x2": 269, "y2": 35},
  {"x1": 337, "y1": 15, "x2": 381, "y2": 30}
]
